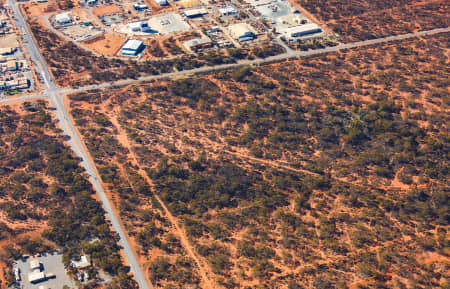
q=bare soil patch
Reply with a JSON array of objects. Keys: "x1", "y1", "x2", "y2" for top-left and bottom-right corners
[{"x1": 82, "y1": 32, "x2": 126, "y2": 56}]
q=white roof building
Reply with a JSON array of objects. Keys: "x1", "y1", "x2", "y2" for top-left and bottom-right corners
[
  {"x1": 133, "y1": 3, "x2": 148, "y2": 10},
  {"x1": 155, "y1": 0, "x2": 168, "y2": 5},
  {"x1": 129, "y1": 21, "x2": 152, "y2": 32},
  {"x1": 29, "y1": 258, "x2": 41, "y2": 271},
  {"x1": 71, "y1": 255, "x2": 91, "y2": 269},
  {"x1": 219, "y1": 6, "x2": 238, "y2": 15},
  {"x1": 28, "y1": 271, "x2": 46, "y2": 284},
  {"x1": 55, "y1": 12, "x2": 72, "y2": 24},
  {"x1": 183, "y1": 8, "x2": 208, "y2": 18},
  {"x1": 129, "y1": 21, "x2": 142, "y2": 31},
  {"x1": 0, "y1": 47, "x2": 16, "y2": 55},
  {"x1": 282, "y1": 23, "x2": 322, "y2": 40},
  {"x1": 122, "y1": 39, "x2": 143, "y2": 50}
]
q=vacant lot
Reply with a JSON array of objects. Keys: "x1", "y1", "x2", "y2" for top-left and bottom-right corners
[
  {"x1": 92, "y1": 4, "x2": 122, "y2": 17},
  {"x1": 296, "y1": 0, "x2": 449, "y2": 42},
  {"x1": 68, "y1": 33, "x2": 449, "y2": 288},
  {"x1": 82, "y1": 33, "x2": 126, "y2": 56},
  {"x1": 20, "y1": 0, "x2": 78, "y2": 18},
  {"x1": 0, "y1": 101, "x2": 136, "y2": 288}
]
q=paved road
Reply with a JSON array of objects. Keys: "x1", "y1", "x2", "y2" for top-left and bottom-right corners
[
  {"x1": 0, "y1": 93, "x2": 44, "y2": 103},
  {"x1": 2, "y1": 2, "x2": 450, "y2": 287},
  {"x1": 5, "y1": 1, "x2": 151, "y2": 289},
  {"x1": 59, "y1": 26, "x2": 450, "y2": 95}
]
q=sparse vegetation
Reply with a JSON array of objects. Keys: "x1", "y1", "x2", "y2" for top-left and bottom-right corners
[
  {"x1": 67, "y1": 33, "x2": 449, "y2": 288},
  {"x1": 296, "y1": 0, "x2": 449, "y2": 42},
  {"x1": 0, "y1": 101, "x2": 136, "y2": 288}
]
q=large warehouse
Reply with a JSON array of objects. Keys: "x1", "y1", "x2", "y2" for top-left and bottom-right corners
[
  {"x1": 120, "y1": 40, "x2": 145, "y2": 56},
  {"x1": 282, "y1": 23, "x2": 322, "y2": 40},
  {"x1": 228, "y1": 23, "x2": 255, "y2": 42},
  {"x1": 55, "y1": 12, "x2": 72, "y2": 24},
  {"x1": 183, "y1": 8, "x2": 208, "y2": 18}
]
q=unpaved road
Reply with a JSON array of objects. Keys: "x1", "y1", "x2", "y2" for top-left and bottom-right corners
[{"x1": 2, "y1": 2, "x2": 449, "y2": 287}]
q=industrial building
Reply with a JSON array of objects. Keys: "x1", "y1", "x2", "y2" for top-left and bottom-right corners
[
  {"x1": 14, "y1": 252, "x2": 77, "y2": 288},
  {"x1": 183, "y1": 8, "x2": 208, "y2": 18},
  {"x1": 133, "y1": 3, "x2": 148, "y2": 10},
  {"x1": 129, "y1": 21, "x2": 154, "y2": 33},
  {"x1": 2, "y1": 59, "x2": 19, "y2": 71},
  {"x1": 129, "y1": 21, "x2": 141, "y2": 32},
  {"x1": 120, "y1": 39, "x2": 145, "y2": 56},
  {"x1": 183, "y1": 37, "x2": 213, "y2": 51},
  {"x1": 29, "y1": 258, "x2": 41, "y2": 271},
  {"x1": 282, "y1": 23, "x2": 322, "y2": 40},
  {"x1": 228, "y1": 23, "x2": 255, "y2": 42},
  {"x1": 0, "y1": 46, "x2": 16, "y2": 55},
  {"x1": 55, "y1": 12, "x2": 72, "y2": 24},
  {"x1": 219, "y1": 6, "x2": 238, "y2": 15},
  {"x1": 28, "y1": 271, "x2": 46, "y2": 284},
  {"x1": 0, "y1": 78, "x2": 29, "y2": 90}
]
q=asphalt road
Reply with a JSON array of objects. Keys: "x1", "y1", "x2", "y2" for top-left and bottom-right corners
[
  {"x1": 2, "y1": 2, "x2": 450, "y2": 287},
  {"x1": 5, "y1": 1, "x2": 151, "y2": 289},
  {"x1": 60, "y1": 26, "x2": 450, "y2": 95},
  {"x1": 0, "y1": 93, "x2": 44, "y2": 103}
]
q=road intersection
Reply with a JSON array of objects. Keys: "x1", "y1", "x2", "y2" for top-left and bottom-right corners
[
  {"x1": 2, "y1": 1, "x2": 449, "y2": 287},
  {"x1": 5, "y1": 0, "x2": 151, "y2": 288}
]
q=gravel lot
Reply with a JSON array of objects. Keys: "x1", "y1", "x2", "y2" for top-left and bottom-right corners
[{"x1": 13, "y1": 253, "x2": 77, "y2": 289}]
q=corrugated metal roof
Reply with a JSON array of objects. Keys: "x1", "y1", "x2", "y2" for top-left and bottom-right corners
[
  {"x1": 183, "y1": 8, "x2": 208, "y2": 17},
  {"x1": 28, "y1": 271, "x2": 45, "y2": 282},
  {"x1": 122, "y1": 39, "x2": 144, "y2": 51},
  {"x1": 129, "y1": 22, "x2": 142, "y2": 29},
  {"x1": 283, "y1": 23, "x2": 322, "y2": 36},
  {"x1": 55, "y1": 12, "x2": 72, "y2": 23},
  {"x1": 219, "y1": 6, "x2": 238, "y2": 15}
]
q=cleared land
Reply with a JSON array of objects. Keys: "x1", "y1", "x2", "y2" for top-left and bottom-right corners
[
  {"x1": 82, "y1": 33, "x2": 126, "y2": 57},
  {"x1": 67, "y1": 33, "x2": 449, "y2": 288},
  {"x1": 0, "y1": 101, "x2": 137, "y2": 288},
  {"x1": 92, "y1": 4, "x2": 122, "y2": 17},
  {"x1": 296, "y1": 0, "x2": 449, "y2": 42},
  {"x1": 21, "y1": 0, "x2": 78, "y2": 18}
]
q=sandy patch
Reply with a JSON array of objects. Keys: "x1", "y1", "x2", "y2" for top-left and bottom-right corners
[
  {"x1": 21, "y1": 0, "x2": 58, "y2": 18},
  {"x1": 82, "y1": 32, "x2": 126, "y2": 56},
  {"x1": 92, "y1": 4, "x2": 122, "y2": 16}
]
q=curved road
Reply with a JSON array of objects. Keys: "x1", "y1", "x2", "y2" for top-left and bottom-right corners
[
  {"x1": 2, "y1": 1, "x2": 450, "y2": 287},
  {"x1": 5, "y1": 1, "x2": 151, "y2": 289}
]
